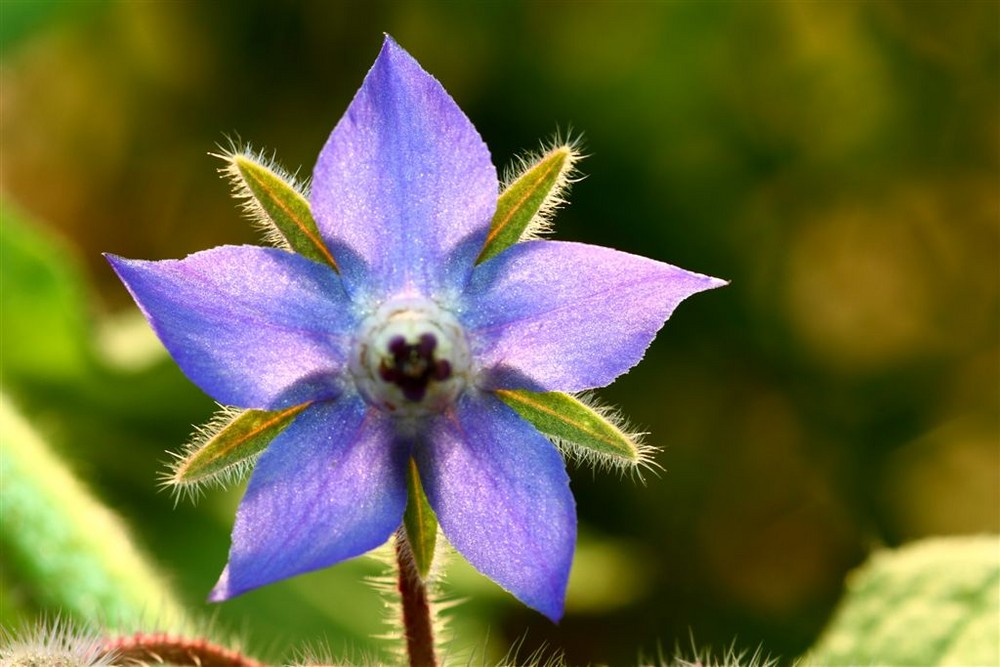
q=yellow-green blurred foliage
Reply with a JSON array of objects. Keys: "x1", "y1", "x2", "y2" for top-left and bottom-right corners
[{"x1": 2, "y1": 2, "x2": 997, "y2": 665}]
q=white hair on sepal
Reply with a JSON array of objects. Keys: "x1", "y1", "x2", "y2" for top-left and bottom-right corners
[
  {"x1": 657, "y1": 637, "x2": 779, "y2": 667},
  {"x1": 210, "y1": 137, "x2": 312, "y2": 251},
  {"x1": 499, "y1": 128, "x2": 587, "y2": 243},
  {"x1": 496, "y1": 638, "x2": 567, "y2": 667},
  {"x1": 0, "y1": 617, "x2": 115, "y2": 667},
  {"x1": 286, "y1": 640, "x2": 385, "y2": 667},
  {"x1": 550, "y1": 391, "x2": 662, "y2": 484},
  {"x1": 0, "y1": 614, "x2": 259, "y2": 667},
  {"x1": 159, "y1": 404, "x2": 261, "y2": 506}
]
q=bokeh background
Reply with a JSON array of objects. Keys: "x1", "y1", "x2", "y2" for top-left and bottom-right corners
[{"x1": 2, "y1": 2, "x2": 997, "y2": 664}]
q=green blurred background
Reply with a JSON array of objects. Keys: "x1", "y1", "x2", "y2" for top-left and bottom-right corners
[{"x1": 2, "y1": 1, "x2": 997, "y2": 664}]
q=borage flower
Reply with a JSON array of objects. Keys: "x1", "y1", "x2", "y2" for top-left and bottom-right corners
[{"x1": 107, "y1": 36, "x2": 724, "y2": 621}]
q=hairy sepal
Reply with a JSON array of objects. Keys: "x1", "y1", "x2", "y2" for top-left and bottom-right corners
[
  {"x1": 165, "y1": 403, "x2": 310, "y2": 501},
  {"x1": 403, "y1": 458, "x2": 438, "y2": 580},
  {"x1": 477, "y1": 138, "x2": 582, "y2": 264},
  {"x1": 214, "y1": 143, "x2": 338, "y2": 270},
  {"x1": 1, "y1": 619, "x2": 115, "y2": 667},
  {"x1": 495, "y1": 389, "x2": 656, "y2": 478}
]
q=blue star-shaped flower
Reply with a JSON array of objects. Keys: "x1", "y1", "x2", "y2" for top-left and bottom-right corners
[{"x1": 106, "y1": 36, "x2": 723, "y2": 621}]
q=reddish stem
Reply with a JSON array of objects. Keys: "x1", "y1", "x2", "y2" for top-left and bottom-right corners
[
  {"x1": 396, "y1": 529, "x2": 437, "y2": 667},
  {"x1": 101, "y1": 633, "x2": 266, "y2": 667}
]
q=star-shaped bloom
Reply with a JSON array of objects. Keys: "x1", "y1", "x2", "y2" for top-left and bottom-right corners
[{"x1": 107, "y1": 36, "x2": 724, "y2": 621}]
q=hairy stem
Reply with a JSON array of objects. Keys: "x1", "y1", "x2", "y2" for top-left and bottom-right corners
[
  {"x1": 102, "y1": 633, "x2": 266, "y2": 667},
  {"x1": 396, "y1": 528, "x2": 437, "y2": 667}
]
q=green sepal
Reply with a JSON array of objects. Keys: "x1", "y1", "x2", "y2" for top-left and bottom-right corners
[
  {"x1": 496, "y1": 389, "x2": 645, "y2": 466},
  {"x1": 225, "y1": 151, "x2": 338, "y2": 270},
  {"x1": 477, "y1": 145, "x2": 574, "y2": 264},
  {"x1": 170, "y1": 403, "x2": 311, "y2": 488},
  {"x1": 403, "y1": 458, "x2": 438, "y2": 580}
]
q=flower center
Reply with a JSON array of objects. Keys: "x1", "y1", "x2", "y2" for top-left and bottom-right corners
[{"x1": 351, "y1": 298, "x2": 470, "y2": 417}]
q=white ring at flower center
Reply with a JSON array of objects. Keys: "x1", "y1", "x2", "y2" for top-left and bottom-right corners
[{"x1": 350, "y1": 297, "x2": 470, "y2": 417}]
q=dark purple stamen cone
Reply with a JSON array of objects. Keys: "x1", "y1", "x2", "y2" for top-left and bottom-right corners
[{"x1": 379, "y1": 334, "x2": 453, "y2": 402}]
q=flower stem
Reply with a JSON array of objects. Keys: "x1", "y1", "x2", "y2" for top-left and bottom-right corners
[
  {"x1": 395, "y1": 528, "x2": 437, "y2": 667},
  {"x1": 102, "y1": 633, "x2": 265, "y2": 667}
]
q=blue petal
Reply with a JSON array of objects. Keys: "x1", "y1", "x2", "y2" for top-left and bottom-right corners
[
  {"x1": 415, "y1": 391, "x2": 575, "y2": 621},
  {"x1": 310, "y1": 35, "x2": 497, "y2": 300},
  {"x1": 209, "y1": 397, "x2": 407, "y2": 600},
  {"x1": 462, "y1": 240, "x2": 727, "y2": 392},
  {"x1": 106, "y1": 246, "x2": 356, "y2": 409}
]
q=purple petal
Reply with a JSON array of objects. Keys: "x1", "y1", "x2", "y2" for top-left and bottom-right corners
[
  {"x1": 106, "y1": 246, "x2": 355, "y2": 409},
  {"x1": 310, "y1": 35, "x2": 497, "y2": 299},
  {"x1": 462, "y1": 240, "x2": 727, "y2": 392},
  {"x1": 209, "y1": 397, "x2": 407, "y2": 601},
  {"x1": 415, "y1": 391, "x2": 575, "y2": 621}
]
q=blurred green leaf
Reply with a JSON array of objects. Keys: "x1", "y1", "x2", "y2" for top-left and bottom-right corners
[
  {"x1": 0, "y1": 393, "x2": 184, "y2": 628},
  {"x1": 806, "y1": 535, "x2": 1000, "y2": 666},
  {"x1": 0, "y1": 1, "x2": 92, "y2": 53},
  {"x1": 0, "y1": 200, "x2": 94, "y2": 382}
]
